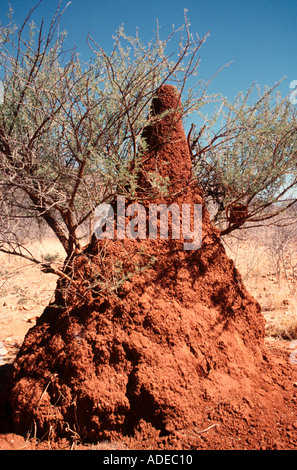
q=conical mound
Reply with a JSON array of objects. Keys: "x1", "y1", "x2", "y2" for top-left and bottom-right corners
[{"x1": 4, "y1": 85, "x2": 297, "y2": 450}]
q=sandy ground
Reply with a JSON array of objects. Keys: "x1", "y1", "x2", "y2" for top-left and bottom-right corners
[{"x1": 0, "y1": 239, "x2": 65, "y2": 365}]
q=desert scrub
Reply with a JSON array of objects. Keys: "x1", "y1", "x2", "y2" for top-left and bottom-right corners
[
  {"x1": 265, "y1": 308, "x2": 297, "y2": 340},
  {"x1": 43, "y1": 252, "x2": 60, "y2": 264}
]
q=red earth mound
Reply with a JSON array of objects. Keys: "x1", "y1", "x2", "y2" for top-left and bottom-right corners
[{"x1": 1, "y1": 85, "x2": 297, "y2": 450}]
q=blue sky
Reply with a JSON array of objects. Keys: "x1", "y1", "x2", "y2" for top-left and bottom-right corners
[{"x1": 2, "y1": 0, "x2": 297, "y2": 106}]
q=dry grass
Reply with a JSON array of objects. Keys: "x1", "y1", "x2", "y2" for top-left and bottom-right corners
[{"x1": 224, "y1": 223, "x2": 297, "y2": 341}]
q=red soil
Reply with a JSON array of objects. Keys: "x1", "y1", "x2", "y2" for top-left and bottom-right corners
[{"x1": 0, "y1": 85, "x2": 297, "y2": 450}]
